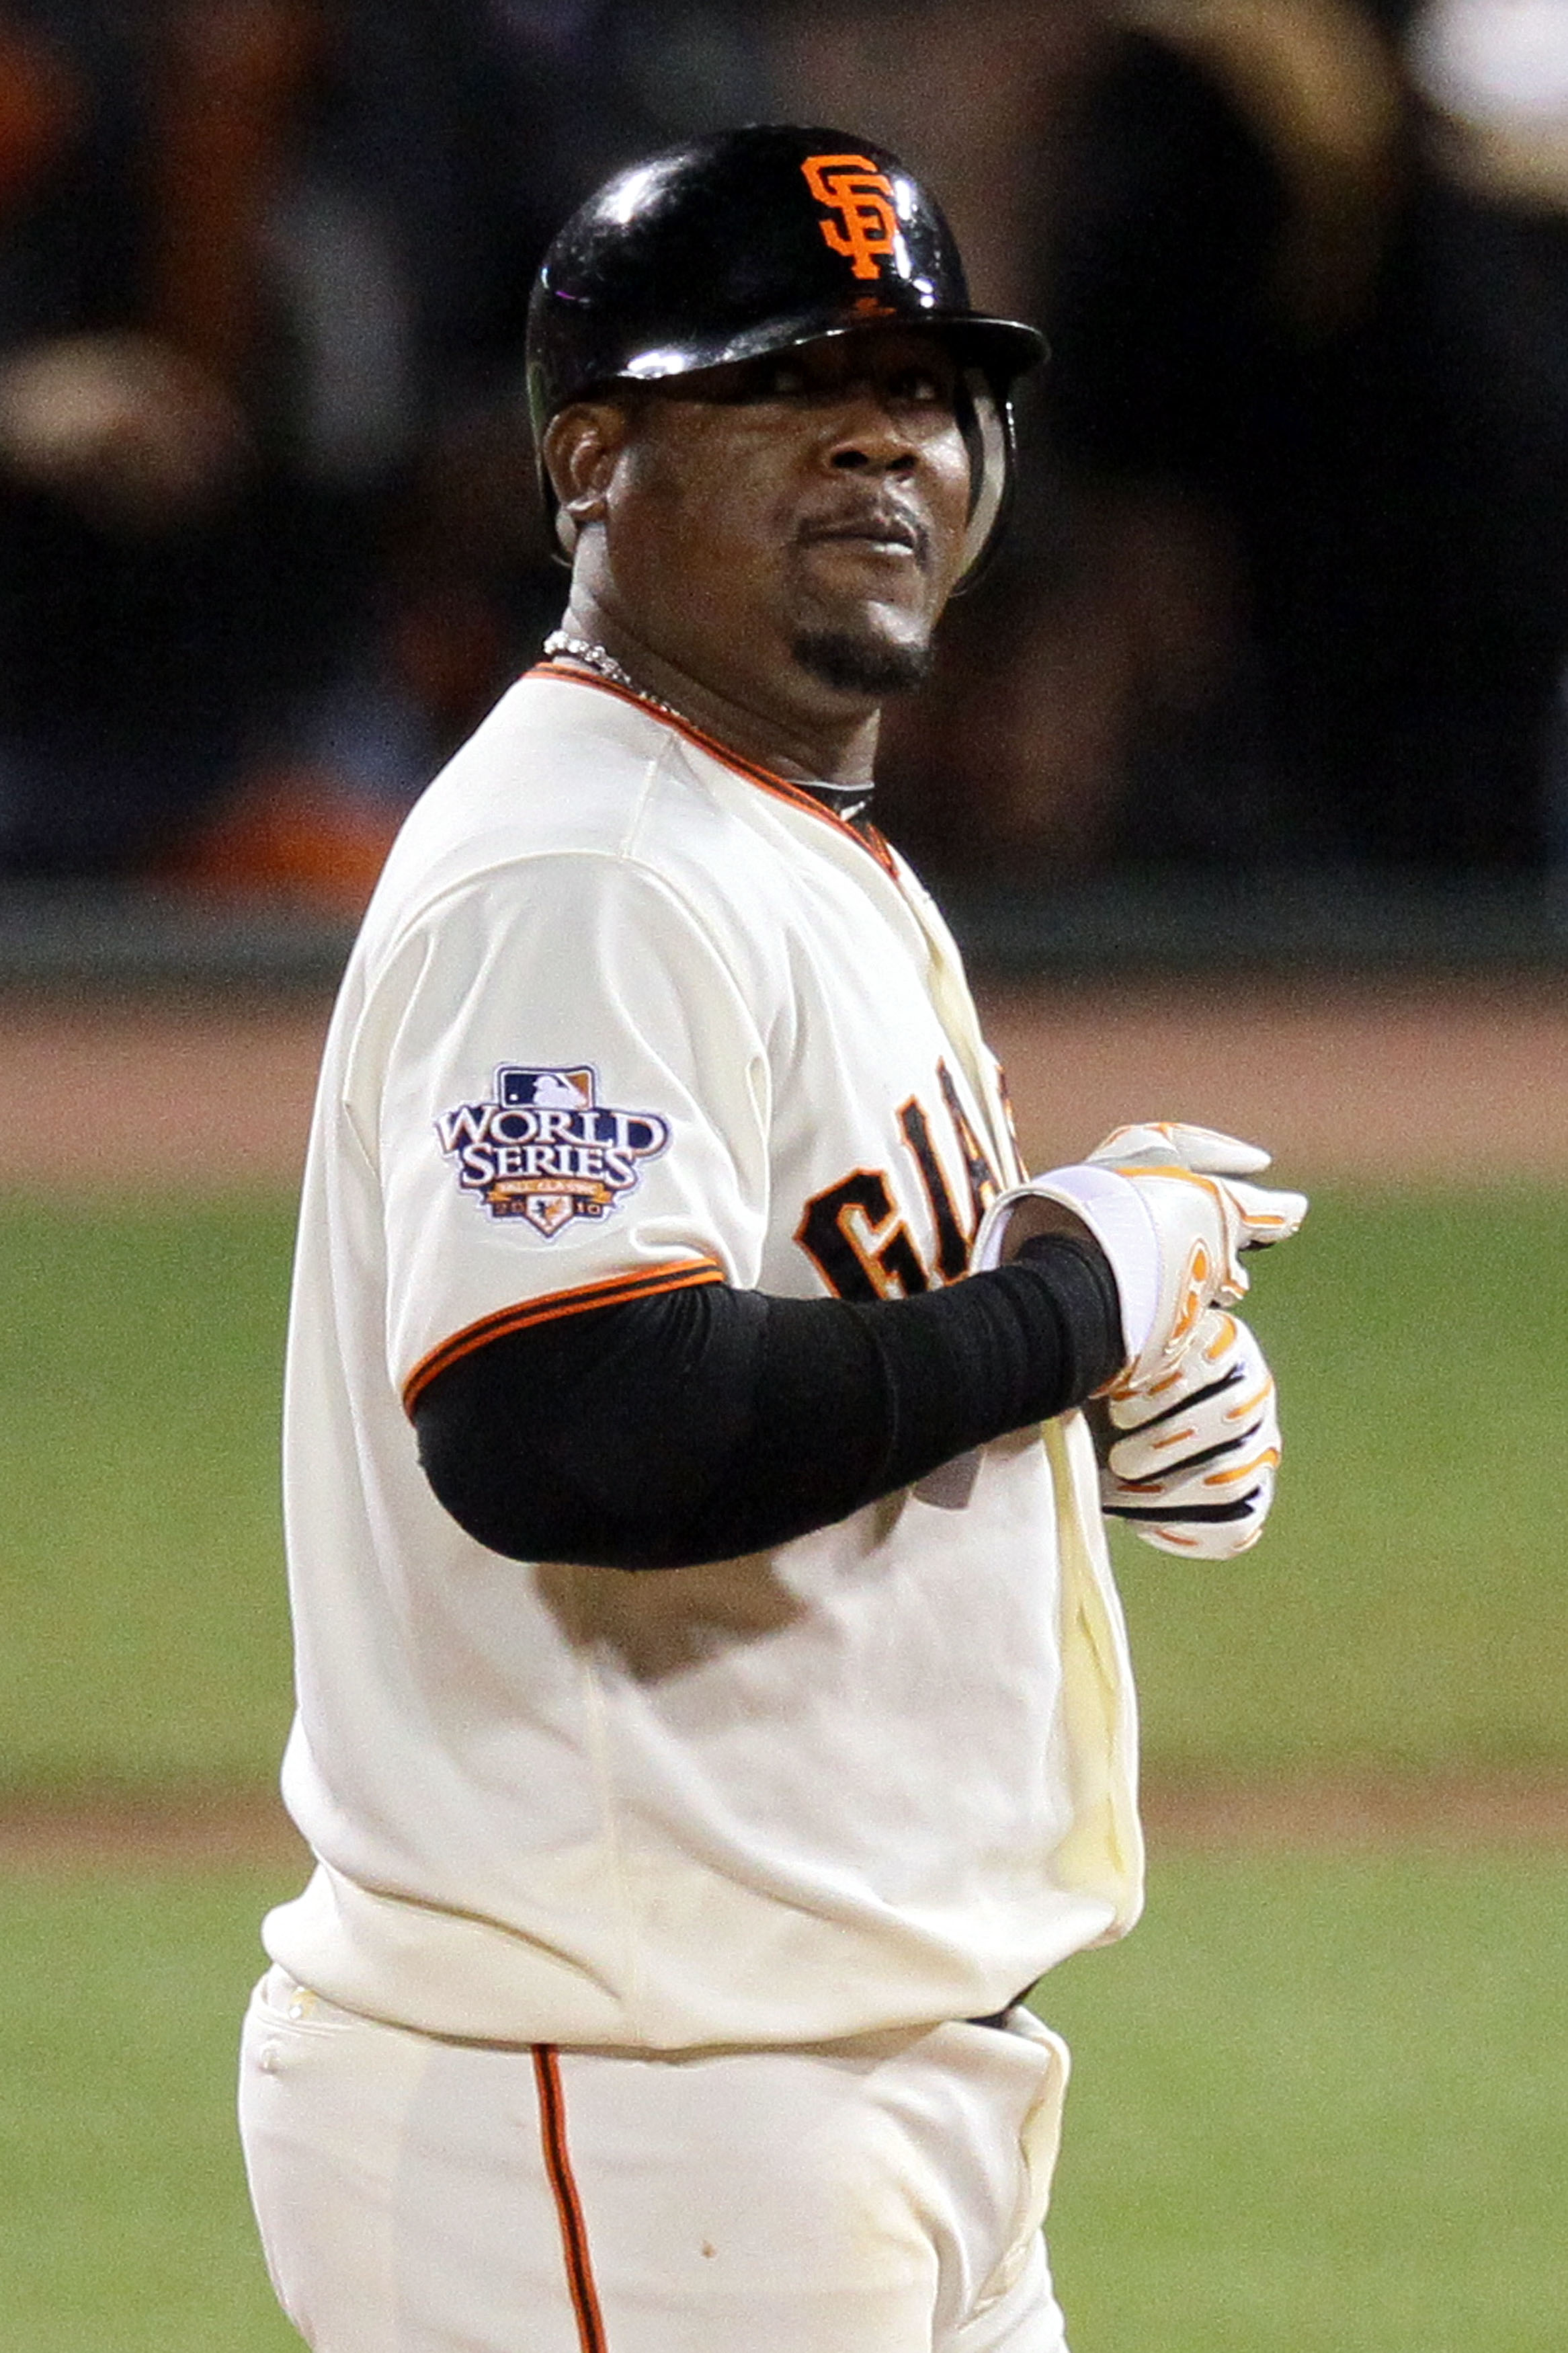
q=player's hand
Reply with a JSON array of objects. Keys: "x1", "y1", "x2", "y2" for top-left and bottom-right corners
[
  {"x1": 973, "y1": 1121, "x2": 1307, "y2": 1385},
  {"x1": 1092, "y1": 1307, "x2": 1281, "y2": 1556}
]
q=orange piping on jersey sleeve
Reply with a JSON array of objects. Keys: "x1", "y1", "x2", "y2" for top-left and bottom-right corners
[
  {"x1": 402, "y1": 1254, "x2": 726, "y2": 1414},
  {"x1": 528, "y1": 662, "x2": 901, "y2": 879}
]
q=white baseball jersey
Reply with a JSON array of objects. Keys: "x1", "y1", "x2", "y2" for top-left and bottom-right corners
[{"x1": 263, "y1": 664, "x2": 1143, "y2": 2049}]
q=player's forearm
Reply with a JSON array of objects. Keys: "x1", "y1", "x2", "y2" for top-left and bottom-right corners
[{"x1": 413, "y1": 1234, "x2": 1122, "y2": 1570}]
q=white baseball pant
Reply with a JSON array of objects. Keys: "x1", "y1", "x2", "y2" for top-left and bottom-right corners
[{"x1": 239, "y1": 1965, "x2": 1073, "y2": 2352}]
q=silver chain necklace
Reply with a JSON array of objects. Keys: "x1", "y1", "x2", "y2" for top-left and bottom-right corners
[
  {"x1": 541, "y1": 631, "x2": 684, "y2": 722},
  {"x1": 541, "y1": 629, "x2": 875, "y2": 827}
]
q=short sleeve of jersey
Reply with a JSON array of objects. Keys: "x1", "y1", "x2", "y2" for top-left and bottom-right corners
[{"x1": 366, "y1": 854, "x2": 770, "y2": 1409}]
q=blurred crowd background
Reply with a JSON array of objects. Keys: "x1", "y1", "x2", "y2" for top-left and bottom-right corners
[{"x1": 0, "y1": 0, "x2": 1565, "y2": 912}]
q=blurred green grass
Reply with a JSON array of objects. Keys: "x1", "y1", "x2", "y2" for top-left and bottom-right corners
[
  {"x1": 2, "y1": 1853, "x2": 1563, "y2": 2350},
  {"x1": 1112, "y1": 1181, "x2": 1568, "y2": 1773},
  {"x1": 0, "y1": 1868, "x2": 300, "y2": 2353},
  {"x1": 2, "y1": 1185, "x2": 1564, "y2": 2348},
  {"x1": 1042, "y1": 1849, "x2": 1568, "y2": 2353},
  {"x1": 0, "y1": 1199, "x2": 298, "y2": 1791},
  {"x1": 1, "y1": 1185, "x2": 1565, "y2": 1789}
]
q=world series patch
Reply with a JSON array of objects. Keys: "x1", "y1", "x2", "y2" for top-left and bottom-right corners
[{"x1": 436, "y1": 1066, "x2": 669, "y2": 1236}]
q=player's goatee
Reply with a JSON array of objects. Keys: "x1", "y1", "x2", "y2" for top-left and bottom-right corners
[{"x1": 792, "y1": 629, "x2": 934, "y2": 696}]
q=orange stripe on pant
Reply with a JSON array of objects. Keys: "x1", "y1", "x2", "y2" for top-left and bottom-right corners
[{"x1": 532, "y1": 2046, "x2": 610, "y2": 2353}]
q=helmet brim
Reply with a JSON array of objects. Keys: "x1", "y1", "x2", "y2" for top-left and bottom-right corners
[{"x1": 597, "y1": 307, "x2": 1044, "y2": 397}]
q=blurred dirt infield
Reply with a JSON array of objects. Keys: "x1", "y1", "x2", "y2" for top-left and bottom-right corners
[
  {"x1": 983, "y1": 976, "x2": 1568, "y2": 1183},
  {"x1": 2, "y1": 1774, "x2": 1566, "y2": 1873},
  {"x1": 0, "y1": 972, "x2": 1565, "y2": 1191}
]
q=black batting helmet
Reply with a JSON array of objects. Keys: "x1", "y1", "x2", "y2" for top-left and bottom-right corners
[{"x1": 526, "y1": 125, "x2": 1045, "y2": 583}]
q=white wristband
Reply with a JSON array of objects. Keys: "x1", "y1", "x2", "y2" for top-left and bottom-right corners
[{"x1": 975, "y1": 1166, "x2": 1161, "y2": 1369}]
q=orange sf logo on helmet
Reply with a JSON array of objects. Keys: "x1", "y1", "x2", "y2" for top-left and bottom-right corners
[{"x1": 801, "y1": 153, "x2": 899, "y2": 280}]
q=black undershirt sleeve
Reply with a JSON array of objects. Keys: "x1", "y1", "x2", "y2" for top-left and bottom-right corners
[{"x1": 413, "y1": 1234, "x2": 1123, "y2": 1571}]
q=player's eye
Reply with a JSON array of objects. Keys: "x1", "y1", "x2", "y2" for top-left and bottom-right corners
[
  {"x1": 886, "y1": 366, "x2": 950, "y2": 407},
  {"x1": 715, "y1": 356, "x2": 811, "y2": 403},
  {"x1": 757, "y1": 358, "x2": 809, "y2": 399}
]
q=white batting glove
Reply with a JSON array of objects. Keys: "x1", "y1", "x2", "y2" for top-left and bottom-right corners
[
  {"x1": 1094, "y1": 1307, "x2": 1281, "y2": 1556},
  {"x1": 973, "y1": 1121, "x2": 1307, "y2": 1386}
]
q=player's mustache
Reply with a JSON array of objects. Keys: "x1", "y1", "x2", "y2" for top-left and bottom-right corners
[{"x1": 794, "y1": 498, "x2": 930, "y2": 565}]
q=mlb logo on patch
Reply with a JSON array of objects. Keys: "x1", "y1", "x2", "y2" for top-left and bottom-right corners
[
  {"x1": 498, "y1": 1066, "x2": 593, "y2": 1112},
  {"x1": 436, "y1": 1065, "x2": 670, "y2": 1236}
]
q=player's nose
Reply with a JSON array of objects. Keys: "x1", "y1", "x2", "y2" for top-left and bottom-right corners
[{"x1": 822, "y1": 383, "x2": 919, "y2": 476}]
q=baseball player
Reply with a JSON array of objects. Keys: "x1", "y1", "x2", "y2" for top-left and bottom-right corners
[{"x1": 239, "y1": 126, "x2": 1306, "y2": 2353}]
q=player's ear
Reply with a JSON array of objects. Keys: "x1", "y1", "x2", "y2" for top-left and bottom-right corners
[{"x1": 542, "y1": 401, "x2": 630, "y2": 533}]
